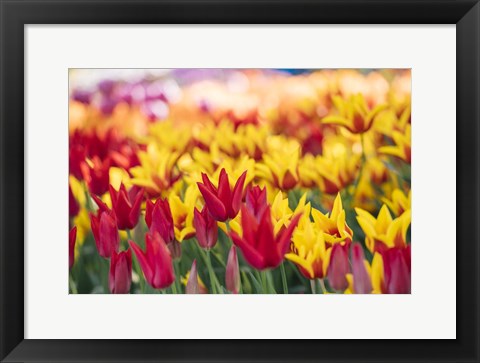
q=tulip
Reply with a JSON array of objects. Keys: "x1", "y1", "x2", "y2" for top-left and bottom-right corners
[
  {"x1": 350, "y1": 242, "x2": 373, "y2": 294},
  {"x1": 245, "y1": 185, "x2": 268, "y2": 221},
  {"x1": 327, "y1": 243, "x2": 350, "y2": 291},
  {"x1": 286, "y1": 219, "x2": 327, "y2": 280},
  {"x1": 355, "y1": 205, "x2": 411, "y2": 253},
  {"x1": 379, "y1": 124, "x2": 411, "y2": 164},
  {"x1": 197, "y1": 168, "x2": 247, "y2": 221},
  {"x1": 322, "y1": 94, "x2": 386, "y2": 134},
  {"x1": 311, "y1": 193, "x2": 353, "y2": 245},
  {"x1": 256, "y1": 139, "x2": 300, "y2": 191},
  {"x1": 90, "y1": 209, "x2": 119, "y2": 259},
  {"x1": 226, "y1": 246, "x2": 241, "y2": 294},
  {"x1": 80, "y1": 156, "x2": 111, "y2": 196},
  {"x1": 184, "y1": 259, "x2": 208, "y2": 294},
  {"x1": 186, "y1": 259, "x2": 199, "y2": 294},
  {"x1": 129, "y1": 232, "x2": 175, "y2": 290},
  {"x1": 69, "y1": 226, "x2": 77, "y2": 269},
  {"x1": 109, "y1": 183, "x2": 144, "y2": 230},
  {"x1": 193, "y1": 206, "x2": 218, "y2": 249},
  {"x1": 382, "y1": 246, "x2": 411, "y2": 294},
  {"x1": 145, "y1": 198, "x2": 175, "y2": 244},
  {"x1": 230, "y1": 206, "x2": 301, "y2": 270},
  {"x1": 109, "y1": 249, "x2": 132, "y2": 294}
]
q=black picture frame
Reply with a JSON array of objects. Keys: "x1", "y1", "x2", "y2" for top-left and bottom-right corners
[{"x1": 1, "y1": 1, "x2": 479, "y2": 362}]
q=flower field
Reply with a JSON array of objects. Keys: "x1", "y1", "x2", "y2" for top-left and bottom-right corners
[{"x1": 69, "y1": 69, "x2": 411, "y2": 294}]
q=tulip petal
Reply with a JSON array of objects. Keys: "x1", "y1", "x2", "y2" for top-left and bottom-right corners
[
  {"x1": 277, "y1": 213, "x2": 302, "y2": 257},
  {"x1": 230, "y1": 170, "x2": 247, "y2": 218},
  {"x1": 218, "y1": 169, "x2": 233, "y2": 216},
  {"x1": 90, "y1": 193, "x2": 109, "y2": 213},
  {"x1": 145, "y1": 199, "x2": 154, "y2": 228},
  {"x1": 230, "y1": 231, "x2": 265, "y2": 270},
  {"x1": 240, "y1": 205, "x2": 259, "y2": 247},
  {"x1": 129, "y1": 240, "x2": 154, "y2": 286},
  {"x1": 256, "y1": 208, "x2": 280, "y2": 268},
  {"x1": 201, "y1": 173, "x2": 217, "y2": 193},
  {"x1": 197, "y1": 182, "x2": 227, "y2": 221},
  {"x1": 128, "y1": 187, "x2": 144, "y2": 229},
  {"x1": 351, "y1": 243, "x2": 373, "y2": 294}
]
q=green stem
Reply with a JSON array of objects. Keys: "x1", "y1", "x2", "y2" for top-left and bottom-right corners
[
  {"x1": 205, "y1": 250, "x2": 218, "y2": 294},
  {"x1": 82, "y1": 182, "x2": 93, "y2": 211},
  {"x1": 127, "y1": 229, "x2": 145, "y2": 293},
  {"x1": 310, "y1": 280, "x2": 316, "y2": 294},
  {"x1": 280, "y1": 262, "x2": 288, "y2": 294},
  {"x1": 171, "y1": 279, "x2": 178, "y2": 294},
  {"x1": 261, "y1": 271, "x2": 269, "y2": 294},
  {"x1": 318, "y1": 278, "x2": 326, "y2": 294},
  {"x1": 102, "y1": 257, "x2": 109, "y2": 293}
]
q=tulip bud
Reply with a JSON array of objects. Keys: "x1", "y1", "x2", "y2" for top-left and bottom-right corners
[
  {"x1": 351, "y1": 243, "x2": 372, "y2": 294},
  {"x1": 327, "y1": 243, "x2": 350, "y2": 291},
  {"x1": 90, "y1": 210, "x2": 120, "y2": 259},
  {"x1": 193, "y1": 206, "x2": 218, "y2": 249},
  {"x1": 69, "y1": 226, "x2": 77, "y2": 269},
  {"x1": 186, "y1": 260, "x2": 199, "y2": 294},
  {"x1": 145, "y1": 198, "x2": 175, "y2": 244},
  {"x1": 109, "y1": 249, "x2": 132, "y2": 294},
  {"x1": 226, "y1": 246, "x2": 241, "y2": 294}
]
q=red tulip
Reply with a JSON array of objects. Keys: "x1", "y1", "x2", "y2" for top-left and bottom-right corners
[
  {"x1": 382, "y1": 246, "x2": 411, "y2": 294},
  {"x1": 69, "y1": 226, "x2": 77, "y2": 269},
  {"x1": 109, "y1": 249, "x2": 132, "y2": 294},
  {"x1": 145, "y1": 198, "x2": 174, "y2": 244},
  {"x1": 245, "y1": 185, "x2": 268, "y2": 221},
  {"x1": 129, "y1": 232, "x2": 175, "y2": 290},
  {"x1": 327, "y1": 243, "x2": 350, "y2": 291},
  {"x1": 80, "y1": 156, "x2": 111, "y2": 195},
  {"x1": 230, "y1": 206, "x2": 301, "y2": 270},
  {"x1": 193, "y1": 206, "x2": 218, "y2": 249},
  {"x1": 351, "y1": 243, "x2": 373, "y2": 294},
  {"x1": 90, "y1": 209, "x2": 119, "y2": 259},
  {"x1": 108, "y1": 183, "x2": 144, "y2": 230},
  {"x1": 226, "y1": 246, "x2": 240, "y2": 294},
  {"x1": 197, "y1": 169, "x2": 247, "y2": 221}
]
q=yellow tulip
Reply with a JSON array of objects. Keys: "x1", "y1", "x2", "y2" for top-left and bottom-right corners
[
  {"x1": 311, "y1": 193, "x2": 353, "y2": 244},
  {"x1": 355, "y1": 205, "x2": 411, "y2": 253},
  {"x1": 322, "y1": 93, "x2": 387, "y2": 134}
]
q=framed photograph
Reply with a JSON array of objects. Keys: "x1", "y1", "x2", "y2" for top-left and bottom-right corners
[{"x1": 1, "y1": 0, "x2": 478, "y2": 362}]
